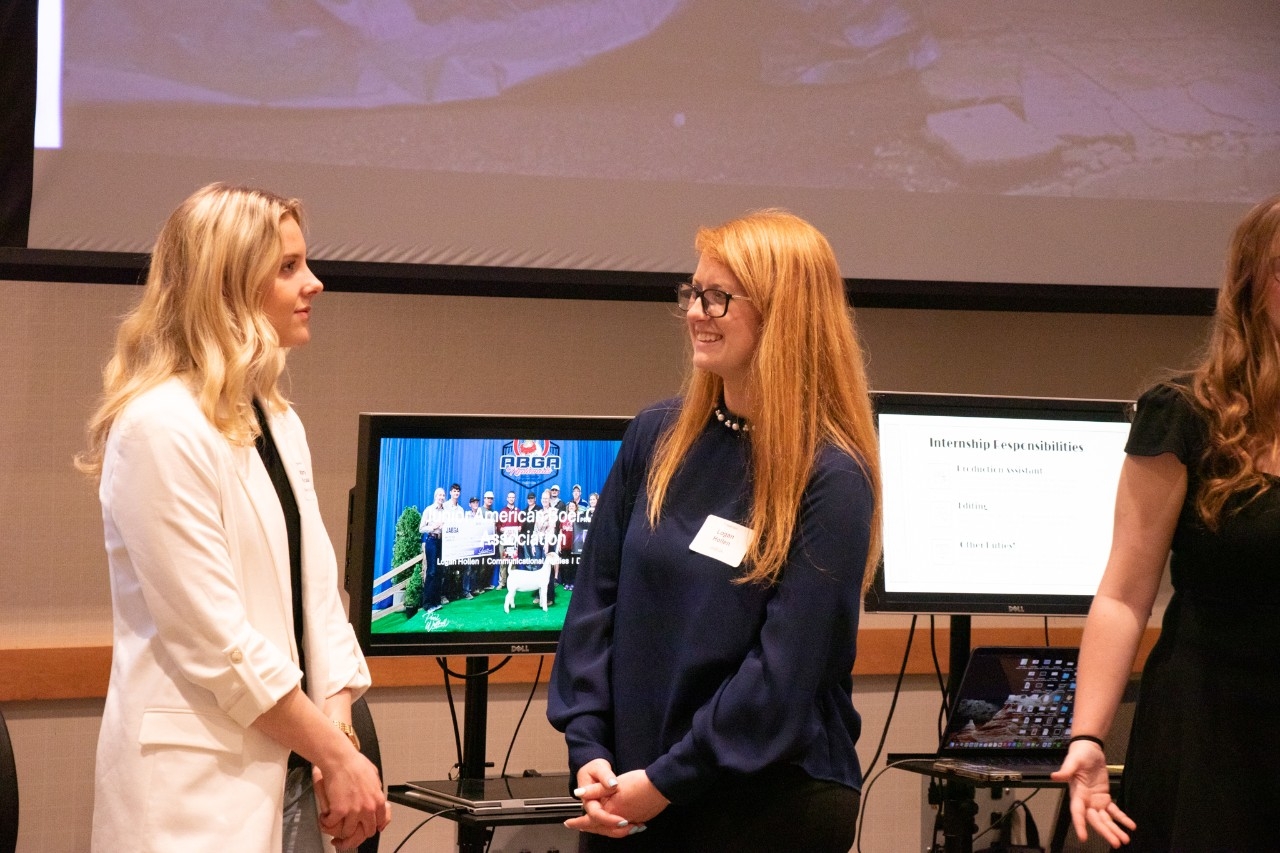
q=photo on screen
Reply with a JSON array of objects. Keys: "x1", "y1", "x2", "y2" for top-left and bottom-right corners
[{"x1": 347, "y1": 414, "x2": 629, "y2": 657}]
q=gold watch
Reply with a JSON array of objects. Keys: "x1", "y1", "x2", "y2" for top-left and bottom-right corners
[{"x1": 333, "y1": 719, "x2": 361, "y2": 751}]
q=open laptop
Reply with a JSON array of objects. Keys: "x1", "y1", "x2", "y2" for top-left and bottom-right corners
[
  {"x1": 927, "y1": 646, "x2": 1083, "y2": 782},
  {"x1": 402, "y1": 773, "x2": 583, "y2": 816}
]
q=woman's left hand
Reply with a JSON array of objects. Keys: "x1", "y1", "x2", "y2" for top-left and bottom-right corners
[
  {"x1": 1050, "y1": 740, "x2": 1133, "y2": 848},
  {"x1": 566, "y1": 763, "x2": 669, "y2": 837}
]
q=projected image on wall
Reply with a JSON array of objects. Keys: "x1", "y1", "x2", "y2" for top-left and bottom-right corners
[
  {"x1": 49, "y1": 0, "x2": 1279, "y2": 203},
  {"x1": 28, "y1": 0, "x2": 1280, "y2": 289}
]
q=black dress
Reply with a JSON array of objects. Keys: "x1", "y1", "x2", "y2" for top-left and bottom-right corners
[{"x1": 1119, "y1": 383, "x2": 1280, "y2": 852}]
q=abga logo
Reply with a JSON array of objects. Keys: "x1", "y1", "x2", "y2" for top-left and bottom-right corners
[{"x1": 500, "y1": 440, "x2": 561, "y2": 490}]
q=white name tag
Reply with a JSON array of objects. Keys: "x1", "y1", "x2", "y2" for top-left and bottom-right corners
[{"x1": 689, "y1": 515, "x2": 755, "y2": 568}]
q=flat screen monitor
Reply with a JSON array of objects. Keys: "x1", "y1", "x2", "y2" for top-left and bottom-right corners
[
  {"x1": 865, "y1": 392, "x2": 1134, "y2": 616},
  {"x1": 346, "y1": 413, "x2": 629, "y2": 657}
]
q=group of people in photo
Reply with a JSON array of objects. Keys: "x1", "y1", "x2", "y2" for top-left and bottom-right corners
[
  {"x1": 78, "y1": 176, "x2": 1280, "y2": 852},
  {"x1": 416, "y1": 482, "x2": 599, "y2": 613}
]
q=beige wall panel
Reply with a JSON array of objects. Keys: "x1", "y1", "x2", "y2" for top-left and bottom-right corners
[{"x1": 0, "y1": 278, "x2": 1210, "y2": 851}]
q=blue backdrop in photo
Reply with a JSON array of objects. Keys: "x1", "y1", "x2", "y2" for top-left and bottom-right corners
[{"x1": 372, "y1": 436, "x2": 621, "y2": 611}]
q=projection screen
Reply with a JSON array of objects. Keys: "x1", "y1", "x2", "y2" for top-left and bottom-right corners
[{"x1": 20, "y1": 0, "x2": 1280, "y2": 300}]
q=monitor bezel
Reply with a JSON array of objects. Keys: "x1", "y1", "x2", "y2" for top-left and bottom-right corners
[
  {"x1": 345, "y1": 412, "x2": 631, "y2": 657},
  {"x1": 863, "y1": 391, "x2": 1135, "y2": 616}
]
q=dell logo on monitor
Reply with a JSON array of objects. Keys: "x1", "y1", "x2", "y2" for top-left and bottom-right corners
[
  {"x1": 510, "y1": 644, "x2": 531, "y2": 653},
  {"x1": 1007, "y1": 604, "x2": 1026, "y2": 613}
]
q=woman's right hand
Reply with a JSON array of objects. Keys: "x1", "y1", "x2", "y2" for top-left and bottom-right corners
[{"x1": 1050, "y1": 740, "x2": 1135, "y2": 849}]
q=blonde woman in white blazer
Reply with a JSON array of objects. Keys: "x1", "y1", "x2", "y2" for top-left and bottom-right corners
[{"x1": 78, "y1": 184, "x2": 389, "y2": 853}]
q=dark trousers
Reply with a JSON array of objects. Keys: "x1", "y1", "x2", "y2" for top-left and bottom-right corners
[
  {"x1": 464, "y1": 558, "x2": 484, "y2": 594},
  {"x1": 421, "y1": 535, "x2": 443, "y2": 607},
  {"x1": 581, "y1": 765, "x2": 858, "y2": 853},
  {"x1": 560, "y1": 554, "x2": 578, "y2": 587},
  {"x1": 444, "y1": 564, "x2": 463, "y2": 601}
]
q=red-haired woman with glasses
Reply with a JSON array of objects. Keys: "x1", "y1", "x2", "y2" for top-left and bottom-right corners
[{"x1": 550, "y1": 210, "x2": 880, "y2": 851}]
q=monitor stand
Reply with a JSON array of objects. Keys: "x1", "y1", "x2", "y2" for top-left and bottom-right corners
[
  {"x1": 948, "y1": 614, "x2": 971, "y2": 703},
  {"x1": 938, "y1": 614, "x2": 976, "y2": 853},
  {"x1": 389, "y1": 655, "x2": 574, "y2": 852},
  {"x1": 457, "y1": 655, "x2": 492, "y2": 853}
]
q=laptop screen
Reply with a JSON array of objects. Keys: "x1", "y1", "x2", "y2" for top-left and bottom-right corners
[{"x1": 941, "y1": 646, "x2": 1078, "y2": 753}]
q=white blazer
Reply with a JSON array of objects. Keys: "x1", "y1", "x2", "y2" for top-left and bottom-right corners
[{"x1": 91, "y1": 378, "x2": 370, "y2": 853}]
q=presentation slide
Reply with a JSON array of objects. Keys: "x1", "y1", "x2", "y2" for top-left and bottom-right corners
[{"x1": 879, "y1": 413, "x2": 1129, "y2": 596}]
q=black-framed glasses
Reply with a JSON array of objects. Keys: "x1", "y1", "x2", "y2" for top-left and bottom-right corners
[{"x1": 675, "y1": 282, "x2": 751, "y2": 318}]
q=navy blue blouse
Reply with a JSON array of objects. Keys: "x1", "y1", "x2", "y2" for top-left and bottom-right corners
[{"x1": 548, "y1": 400, "x2": 874, "y2": 803}]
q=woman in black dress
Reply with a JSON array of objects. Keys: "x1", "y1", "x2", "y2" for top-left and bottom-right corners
[{"x1": 1054, "y1": 193, "x2": 1280, "y2": 851}]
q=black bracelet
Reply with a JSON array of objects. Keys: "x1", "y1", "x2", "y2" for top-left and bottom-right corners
[{"x1": 1069, "y1": 734, "x2": 1105, "y2": 751}]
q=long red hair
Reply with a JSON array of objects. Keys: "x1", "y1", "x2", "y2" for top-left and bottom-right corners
[{"x1": 645, "y1": 209, "x2": 882, "y2": 589}]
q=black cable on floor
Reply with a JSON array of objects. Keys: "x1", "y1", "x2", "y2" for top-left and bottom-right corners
[
  {"x1": 929, "y1": 616, "x2": 949, "y2": 741},
  {"x1": 854, "y1": 758, "x2": 919, "y2": 853},
  {"x1": 437, "y1": 657, "x2": 464, "y2": 775},
  {"x1": 390, "y1": 807, "x2": 462, "y2": 852},
  {"x1": 499, "y1": 655, "x2": 546, "y2": 779},
  {"x1": 436, "y1": 656, "x2": 514, "y2": 776}
]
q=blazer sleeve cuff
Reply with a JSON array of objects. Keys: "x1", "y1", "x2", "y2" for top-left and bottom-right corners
[{"x1": 219, "y1": 629, "x2": 304, "y2": 728}]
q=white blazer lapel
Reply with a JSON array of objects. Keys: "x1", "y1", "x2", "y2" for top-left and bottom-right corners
[
  {"x1": 269, "y1": 412, "x2": 316, "y2": 506},
  {"x1": 263, "y1": 406, "x2": 330, "y2": 702},
  {"x1": 232, "y1": 437, "x2": 296, "y2": 656}
]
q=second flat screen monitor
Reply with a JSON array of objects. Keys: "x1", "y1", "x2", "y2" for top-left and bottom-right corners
[
  {"x1": 347, "y1": 413, "x2": 630, "y2": 657},
  {"x1": 868, "y1": 392, "x2": 1134, "y2": 616}
]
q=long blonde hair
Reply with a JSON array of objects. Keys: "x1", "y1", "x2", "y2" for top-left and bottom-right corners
[
  {"x1": 77, "y1": 183, "x2": 303, "y2": 478},
  {"x1": 645, "y1": 209, "x2": 882, "y2": 589},
  {"x1": 1187, "y1": 192, "x2": 1280, "y2": 527}
]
